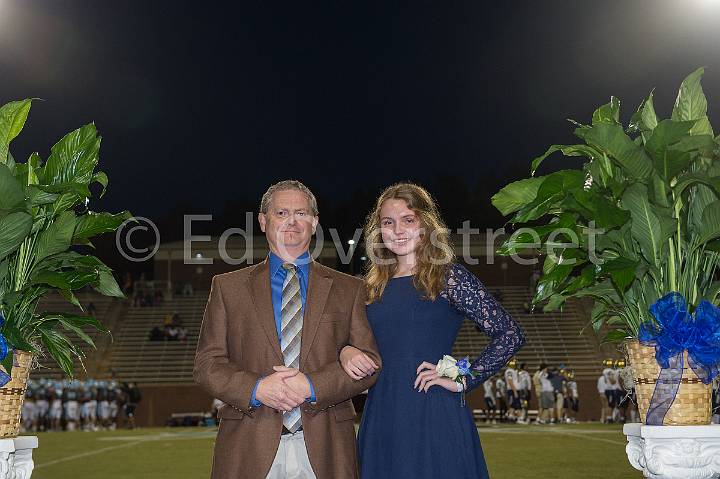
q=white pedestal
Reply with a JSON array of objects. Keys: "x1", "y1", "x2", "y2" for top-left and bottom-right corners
[
  {"x1": 624, "y1": 423, "x2": 720, "y2": 478},
  {"x1": 0, "y1": 437, "x2": 38, "y2": 479}
]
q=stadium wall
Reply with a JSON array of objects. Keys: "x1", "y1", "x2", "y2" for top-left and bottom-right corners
[{"x1": 136, "y1": 379, "x2": 604, "y2": 427}]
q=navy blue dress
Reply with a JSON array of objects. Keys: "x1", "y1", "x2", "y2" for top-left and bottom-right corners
[{"x1": 357, "y1": 264, "x2": 525, "y2": 479}]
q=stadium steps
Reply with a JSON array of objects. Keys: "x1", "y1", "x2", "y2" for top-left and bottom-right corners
[
  {"x1": 452, "y1": 286, "x2": 603, "y2": 379},
  {"x1": 103, "y1": 293, "x2": 208, "y2": 384}
]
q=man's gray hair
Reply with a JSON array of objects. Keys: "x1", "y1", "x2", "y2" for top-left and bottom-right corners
[{"x1": 260, "y1": 180, "x2": 319, "y2": 216}]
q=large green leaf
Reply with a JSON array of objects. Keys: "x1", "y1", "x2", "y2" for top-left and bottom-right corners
[
  {"x1": 569, "y1": 280, "x2": 621, "y2": 304},
  {"x1": 706, "y1": 281, "x2": 720, "y2": 303},
  {"x1": 43, "y1": 123, "x2": 100, "y2": 186},
  {"x1": 0, "y1": 260, "x2": 7, "y2": 285},
  {"x1": 690, "y1": 116, "x2": 714, "y2": 136},
  {"x1": 543, "y1": 248, "x2": 585, "y2": 274},
  {"x1": 694, "y1": 200, "x2": 720, "y2": 247},
  {"x1": 26, "y1": 186, "x2": 58, "y2": 207},
  {"x1": 38, "y1": 328, "x2": 77, "y2": 377},
  {"x1": 621, "y1": 184, "x2": 676, "y2": 268},
  {"x1": 578, "y1": 123, "x2": 653, "y2": 179},
  {"x1": 561, "y1": 264, "x2": 597, "y2": 296},
  {"x1": 645, "y1": 119, "x2": 697, "y2": 179},
  {"x1": 34, "y1": 210, "x2": 76, "y2": 264},
  {"x1": 73, "y1": 211, "x2": 132, "y2": 241},
  {"x1": 35, "y1": 182, "x2": 91, "y2": 198},
  {"x1": 673, "y1": 172, "x2": 720, "y2": 197},
  {"x1": 0, "y1": 212, "x2": 33, "y2": 262},
  {"x1": 0, "y1": 99, "x2": 33, "y2": 164},
  {"x1": 38, "y1": 251, "x2": 111, "y2": 272},
  {"x1": 513, "y1": 170, "x2": 584, "y2": 223},
  {"x1": 672, "y1": 67, "x2": 707, "y2": 122},
  {"x1": 530, "y1": 144, "x2": 598, "y2": 177},
  {"x1": 91, "y1": 171, "x2": 109, "y2": 198},
  {"x1": 565, "y1": 190, "x2": 631, "y2": 229},
  {"x1": 497, "y1": 214, "x2": 578, "y2": 255},
  {"x1": 596, "y1": 256, "x2": 639, "y2": 292},
  {"x1": 533, "y1": 263, "x2": 574, "y2": 303},
  {"x1": 603, "y1": 329, "x2": 631, "y2": 343},
  {"x1": 40, "y1": 312, "x2": 105, "y2": 348},
  {"x1": 592, "y1": 96, "x2": 621, "y2": 125},
  {"x1": 0, "y1": 163, "x2": 26, "y2": 210},
  {"x1": 3, "y1": 323, "x2": 35, "y2": 352},
  {"x1": 491, "y1": 177, "x2": 544, "y2": 216},
  {"x1": 94, "y1": 270, "x2": 124, "y2": 298},
  {"x1": 51, "y1": 192, "x2": 83, "y2": 217},
  {"x1": 629, "y1": 90, "x2": 658, "y2": 136},
  {"x1": 688, "y1": 182, "x2": 719, "y2": 242},
  {"x1": 31, "y1": 269, "x2": 99, "y2": 291}
]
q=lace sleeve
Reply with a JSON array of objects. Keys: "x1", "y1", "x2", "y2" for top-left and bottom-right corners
[{"x1": 442, "y1": 263, "x2": 525, "y2": 394}]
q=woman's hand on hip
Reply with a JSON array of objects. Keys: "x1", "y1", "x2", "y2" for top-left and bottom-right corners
[{"x1": 415, "y1": 361, "x2": 461, "y2": 393}]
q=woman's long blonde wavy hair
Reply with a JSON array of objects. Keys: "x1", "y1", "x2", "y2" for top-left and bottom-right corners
[{"x1": 364, "y1": 183, "x2": 455, "y2": 304}]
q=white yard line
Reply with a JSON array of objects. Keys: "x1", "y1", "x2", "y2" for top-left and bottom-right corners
[
  {"x1": 476, "y1": 426, "x2": 627, "y2": 445},
  {"x1": 35, "y1": 438, "x2": 154, "y2": 469},
  {"x1": 36, "y1": 430, "x2": 217, "y2": 468},
  {"x1": 545, "y1": 429, "x2": 627, "y2": 445}
]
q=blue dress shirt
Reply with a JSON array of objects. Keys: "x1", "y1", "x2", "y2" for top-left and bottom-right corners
[{"x1": 250, "y1": 251, "x2": 316, "y2": 407}]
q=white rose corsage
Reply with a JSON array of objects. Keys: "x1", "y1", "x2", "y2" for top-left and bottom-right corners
[{"x1": 435, "y1": 354, "x2": 477, "y2": 406}]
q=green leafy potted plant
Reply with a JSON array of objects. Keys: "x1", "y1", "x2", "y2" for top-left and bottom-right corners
[
  {"x1": 0, "y1": 99, "x2": 132, "y2": 436},
  {"x1": 491, "y1": 68, "x2": 720, "y2": 425}
]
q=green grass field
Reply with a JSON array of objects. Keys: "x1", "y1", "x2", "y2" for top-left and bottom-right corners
[{"x1": 31, "y1": 423, "x2": 638, "y2": 479}]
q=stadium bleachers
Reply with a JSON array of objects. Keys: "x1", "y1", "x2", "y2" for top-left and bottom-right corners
[
  {"x1": 105, "y1": 293, "x2": 207, "y2": 384},
  {"x1": 29, "y1": 284, "x2": 603, "y2": 384},
  {"x1": 452, "y1": 286, "x2": 601, "y2": 379}
]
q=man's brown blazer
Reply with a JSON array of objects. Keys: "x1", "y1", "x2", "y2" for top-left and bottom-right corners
[{"x1": 194, "y1": 258, "x2": 381, "y2": 479}]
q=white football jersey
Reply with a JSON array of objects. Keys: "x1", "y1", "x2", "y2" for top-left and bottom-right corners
[
  {"x1": 495, "y1": 378, "x2": 506, "y2": 397},
  {"x1": 603, "y1": 367, "x2": 620, "y2": 390},
  {"x1": 518, "y1": 370, "x2": 532, "y2": 391},
  {"x1": 567, "y1": 381, "x2": 578, "y2": 398},
  {"x1": 504, "y1": 368, "x2": 519, "y2": 390},
  {"x1": 483, "y1": 380, "x2": 494, "y2": 398},
  {"x1": 597, "y1": 375, "x2": 607, "y2": 394}
]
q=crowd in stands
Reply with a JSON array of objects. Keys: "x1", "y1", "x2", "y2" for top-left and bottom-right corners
[
  {"x1": 21, "y1": 378, "x2": 142, "y2": 433},
  {"x1": 121, "y1": 272, "x2": 196, "y2": 308},
  {"x1": 149, "y1": 312, "x2": 188, "y2": 341},
  {"x1": 480, "y1": 360, "x2": 579, "y2": 424}
]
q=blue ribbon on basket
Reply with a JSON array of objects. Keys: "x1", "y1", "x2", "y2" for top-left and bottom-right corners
[
  {"x1": 0, "y1": 312, "x2": 11, "y2": 387},
  {"x1": 638, "y1": 292, "x2": 720, "y2": 425}
]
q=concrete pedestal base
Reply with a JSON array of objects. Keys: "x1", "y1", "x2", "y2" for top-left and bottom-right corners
[
  {"x1": 624, "y1": 423, "x2": 720, "y2": 478},
  {"x1": 0, "y1": 437, "x2": 38, "y2": 479}
]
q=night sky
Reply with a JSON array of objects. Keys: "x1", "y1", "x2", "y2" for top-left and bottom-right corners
[{"x1": 3, "y1": 0, "x2": 720, "y2": 249}]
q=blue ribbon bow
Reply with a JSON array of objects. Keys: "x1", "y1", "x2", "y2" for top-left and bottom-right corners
[
  {"x1": 638, "y1": 292, "x2": 720, "y2": 424},
  {"x1": 0, "y1": 312, "x2": 11, "y2": 387}
]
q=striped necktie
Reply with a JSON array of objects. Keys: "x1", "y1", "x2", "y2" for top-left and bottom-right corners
[{"x1": 281, "y1": 263, "x2": 303, "y2": 432}]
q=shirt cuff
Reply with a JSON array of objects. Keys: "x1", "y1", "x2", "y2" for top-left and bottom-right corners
[
  {"x1": 306, "y1": 377, "x2": 316, "y2": 403},
  {"x1": 250, "y1": 379, "x2": 262, "y2": 407}
]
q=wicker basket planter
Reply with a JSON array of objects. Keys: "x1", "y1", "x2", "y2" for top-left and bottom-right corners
[
  {"x1": 626, "y1": 340, "x2": 712, "y2": 426},
  {"x1": 0, "y1": 351, "x2": 33, "y2": 438}
]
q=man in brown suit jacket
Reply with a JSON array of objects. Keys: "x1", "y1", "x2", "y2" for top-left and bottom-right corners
[{"x1": 194, "y1": 180, "x2": 381, "y2": 479}]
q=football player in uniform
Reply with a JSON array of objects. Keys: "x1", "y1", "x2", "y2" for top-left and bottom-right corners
[
  {"x1": 565, "y1": 370, "x2": 579, "y2": 423},
  {"x1": 495, "y1": 374, "x2": 507, "y2": 422},
  {"x1": 602, "y1": 359, "x2": 619, "y2": 423},
  {"x1": 64, "y1": 385, "x2": 80, "y2": 431},
  {"x1": 482, "y1": 378, "x2": 496, "y2": 424},
  {"x1": 504, "y1": 359, "x2": 521, "y2": 423},
  {"x1": 21, "y1": 389, "x2": 37, "y2": 433},
  {"x1": 517, "y1": 363, "x2": 531, "y2": 424}
]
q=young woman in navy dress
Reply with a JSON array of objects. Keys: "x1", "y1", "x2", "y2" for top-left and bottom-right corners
[{"x1": 340, "y1": 183, "x2": 525, "y2": 479}]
